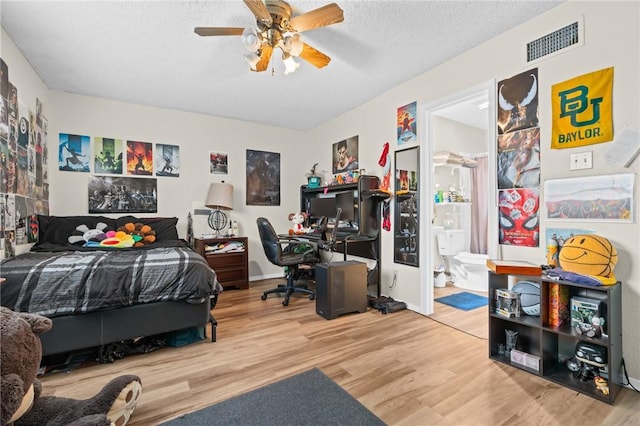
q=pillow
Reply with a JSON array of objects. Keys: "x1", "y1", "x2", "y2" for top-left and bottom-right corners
[
  {"x1": 37, "y1": 215, "x2": 117, "y2": 245},
  {"x1": 115, "y1": 216, "x2": 179, "y2": 241}
]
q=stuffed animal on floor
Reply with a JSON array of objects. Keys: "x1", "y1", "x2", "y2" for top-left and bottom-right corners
[{"x1": 0, "y1": 307, "x2": 142, "y2": 426}]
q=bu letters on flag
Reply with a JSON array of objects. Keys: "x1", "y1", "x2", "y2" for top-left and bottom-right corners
[{"x1": 551, "y1": 67, "x2": 613, "y2": 149}]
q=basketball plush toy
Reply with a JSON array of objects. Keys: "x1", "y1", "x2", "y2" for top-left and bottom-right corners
[{"x1": 558, "y1": 234, "x2": 618, "y2": 285}]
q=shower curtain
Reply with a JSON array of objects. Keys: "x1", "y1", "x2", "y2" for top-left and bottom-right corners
[{"x1": 470, "y1": 155, "x2": 488, "y2": 254}]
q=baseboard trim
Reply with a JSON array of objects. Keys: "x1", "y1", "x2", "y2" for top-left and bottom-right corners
[{"x1": 250, "y1": 273, "x2": 285, "y2": 281}]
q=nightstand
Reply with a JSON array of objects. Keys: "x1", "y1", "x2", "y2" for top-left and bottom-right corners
[{"x1": 194, "y1": 236, "x2": 249, "y2": 290}]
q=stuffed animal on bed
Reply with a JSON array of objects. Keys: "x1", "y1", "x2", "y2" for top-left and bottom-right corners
[
  {"x1": 117, "y1": 223, "x2": 157, "y2": 247},
  {"x1": 0, "y1": 307, "x2": 142, "y2": 426},
  {"x1": 68, "y1": 222, "x2": 110, "y2": 245}
]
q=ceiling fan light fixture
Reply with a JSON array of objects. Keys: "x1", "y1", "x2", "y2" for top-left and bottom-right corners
[
  {"x1": 195, "y1": 0, "x2": 344, "y2": 74},
  {"x1": 244, "y1": 51, "x2": 261, "y2": 70},
  {"x1": 283, "y1": 33, "x2": 303, "y2": 56},
  {"x1": 242, "y1": 27, "x2": 262, "y2": 51},
  {"x1": 282, "y1": 54, "x2": 299, "y2": 75}
]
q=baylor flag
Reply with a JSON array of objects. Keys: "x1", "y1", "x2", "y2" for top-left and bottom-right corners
[{"x1": 551, "y1": 67, "x2": 613, "y2": 149}]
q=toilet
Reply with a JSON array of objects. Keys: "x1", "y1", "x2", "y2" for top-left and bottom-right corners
[{"x1": 436, "y1": 229, "x2": 489, "y2": 292}]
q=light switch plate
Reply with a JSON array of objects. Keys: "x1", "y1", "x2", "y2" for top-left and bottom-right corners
[{"x1": 570, "y1": 151, "x2": 593, "y2": 170}]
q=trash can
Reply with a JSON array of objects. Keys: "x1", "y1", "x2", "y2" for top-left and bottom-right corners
[{"x1": 434, "y1": 268, "x2": 446, "y2": 288}]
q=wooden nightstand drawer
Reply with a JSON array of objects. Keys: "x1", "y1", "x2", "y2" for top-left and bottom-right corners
[
  {"x1": 214, "y1": 266, "x2": 246, "y2": 283},
  {"x1": 194, "y1": 237, "x2": 248, "y2": 290},
  {"x1": 206, "y1": 252, "x2": 244, "y2": 268}
]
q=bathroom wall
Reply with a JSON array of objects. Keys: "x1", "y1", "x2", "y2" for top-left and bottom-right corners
[{"x1": 432, "y1": 116, "x2": 488, "y2": 257}]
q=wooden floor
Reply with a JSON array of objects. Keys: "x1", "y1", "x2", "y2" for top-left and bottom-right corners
[
  {"x1": 430, "y1": 282, "x2": 488, "y2": 339},
  {"x1": 40, "y1": 279, "x2": 640, "y2": 426}
]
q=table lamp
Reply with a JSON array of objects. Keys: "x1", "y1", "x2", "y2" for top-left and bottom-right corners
[{"x1": 205, "y1": 182, "x2": 234, "y2": 236}]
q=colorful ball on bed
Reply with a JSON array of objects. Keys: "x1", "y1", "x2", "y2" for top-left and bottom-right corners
[{"x1": 558, "y1": 234, "x2": 618, "y2": 285}]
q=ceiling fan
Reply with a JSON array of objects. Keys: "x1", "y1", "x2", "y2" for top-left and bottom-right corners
[{"x1": 195, "y1": 0, "x2": 344, "y2": 74}]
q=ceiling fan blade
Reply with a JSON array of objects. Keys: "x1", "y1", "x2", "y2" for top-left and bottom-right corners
[
  {"x1": 254, "y1": 44, "x2": 273, "y2": 72},
  {"x1": 298, "y1": 43, "x2": 331, "y2": 68},
  {"x1": 194, "y1": 27, "x2": 244, "y2": 36},
  {"x1": 290, "y1": 3, "x2": 344, "y2": 32},
  {"x1": 243, "y1": 0, "x2": 273, "y2": 24}
]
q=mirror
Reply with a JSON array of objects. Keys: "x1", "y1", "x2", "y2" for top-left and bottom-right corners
[{"x1": 394, "y1": 147, "x2": 419, "y2": 266}]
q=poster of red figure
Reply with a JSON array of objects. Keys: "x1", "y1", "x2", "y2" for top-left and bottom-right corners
[{"x1": 126, "y1": 140, "x2": 153, "y2": 175}]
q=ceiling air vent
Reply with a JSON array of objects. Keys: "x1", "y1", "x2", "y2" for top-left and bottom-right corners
[{"x1": 525, "y1": 18, "x2": 584, "y2": 63}]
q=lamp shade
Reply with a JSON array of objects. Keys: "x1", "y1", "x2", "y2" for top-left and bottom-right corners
[{"x1": 205, "y1": 182, "x2": 233, "y2": 210}]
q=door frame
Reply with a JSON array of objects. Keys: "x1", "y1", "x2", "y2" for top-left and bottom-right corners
[{"x1": 418, "y1": 80, "x2": 499, "y2": 315}]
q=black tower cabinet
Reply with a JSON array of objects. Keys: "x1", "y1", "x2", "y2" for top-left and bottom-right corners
[{"x1": 315, "y1": 261, "x2": 368, "y2": 320}]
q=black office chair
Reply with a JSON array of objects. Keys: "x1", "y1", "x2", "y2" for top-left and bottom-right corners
[{"x1": 256, "y1": 217, "x2": 319, "y2": 306}]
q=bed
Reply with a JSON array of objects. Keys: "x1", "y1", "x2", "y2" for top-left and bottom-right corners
[{"x1": 0, "y1": 214, "x2": 223, "y2": 358}]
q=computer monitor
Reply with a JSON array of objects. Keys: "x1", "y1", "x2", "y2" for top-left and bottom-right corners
[
  {"x1": 309, "y1": 197, "x2": 337, "y2": 219},
  {"x1": 334, "y1": 191, "x2": 356, "y2": 222}
]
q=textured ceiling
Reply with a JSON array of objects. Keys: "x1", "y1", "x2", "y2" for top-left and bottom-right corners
[{"x1": 2, "y1": 1, "x2": 563, "y2": 131}]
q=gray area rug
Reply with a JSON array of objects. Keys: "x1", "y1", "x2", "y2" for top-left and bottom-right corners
[{"x1": 162, "y1": 368, "x2": 385, "y2": 425}]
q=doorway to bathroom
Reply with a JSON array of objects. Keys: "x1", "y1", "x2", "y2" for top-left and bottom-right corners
[{"x1": 419, "y1": 81, "x2": 498, "y2": 337}]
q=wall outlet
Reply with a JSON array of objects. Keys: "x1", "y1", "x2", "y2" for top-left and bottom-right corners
[{"x1": 570, "y1": 151, "x2": 593, "y2": 170}]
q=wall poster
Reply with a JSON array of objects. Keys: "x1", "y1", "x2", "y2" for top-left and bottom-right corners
[
  {"x1": 1, "y1": 57, "x2": 50, "y2": 257},
  {"x1": 497, "y1": 127, "x2": 541, "y2": 189},
  {"x1": 498, "y1": 188, "x2": 539, "y2": 247},
  {"x1": 88, "y1": 175, "x2": 157, "y2": 213},
  {"x1": 246, "y1": 149, "x2": 280, "y2": 206},
  {"x1": 59, "y1": 133, "x2": 90, "y2": 172},
  {"x1": 94, "y1": 137, "x2": 123, "y2": 174},
  {"x1": 332, "y1": 135, "x2": 359, "y2": 175},
  {"x1": 544, "y1": 173, "x2": 634, "y2": 222},
  {"x1": 126, "y1": 140, "x2": 153, "y2": 176},
  {"x1": 496, "y1": 68, "x2": 540, "y2": 247},
  {"x1": 397, "y1": 101, "x2": 417, "y2": 145},
  {"x1": 210, "y1": 151, "x2": 228, "y2": 175},
  {"x1": 155, "y1": 144, "x2": 180, "y2": 177},
  {"x1": 497, "y1": 69, "x2": 539, "y2": 135},
  {"x1": 551, "y1": 67, "x2": 613, "y2": 149}
]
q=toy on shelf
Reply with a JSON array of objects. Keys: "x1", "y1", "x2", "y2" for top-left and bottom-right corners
[{"x1": 558, "y1": 234, "x2": 618, "y2": 285}]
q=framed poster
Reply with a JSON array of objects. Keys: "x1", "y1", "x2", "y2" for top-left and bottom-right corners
[{"x1": 246, "y1": 149, "x2": 280, "y2": 206}]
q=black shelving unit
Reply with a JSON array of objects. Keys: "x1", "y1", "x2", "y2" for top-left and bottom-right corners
[
  {"x1": 488, "y1": 272, "x2": 622, "y2": 404},
  {"x1": 300, "y1": 175, "x2": 386, "y2": 300}
]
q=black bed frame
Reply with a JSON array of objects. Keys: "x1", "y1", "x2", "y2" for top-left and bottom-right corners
[{"x1": 41, "y1": 298, "x2": 217, "y2": 357}]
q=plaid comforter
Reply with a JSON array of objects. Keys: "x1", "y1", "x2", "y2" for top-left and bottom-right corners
[{"x1": 0, "y1": 245, "x2": 222, "y2": 318}]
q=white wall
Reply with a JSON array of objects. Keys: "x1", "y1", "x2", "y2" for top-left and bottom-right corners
[
  {"x1": 307, "y1": 1, "x2": 640, "y2": 381},
  {"x1": 48, "y1": 91, "x2": 308, "y2": 279}
]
